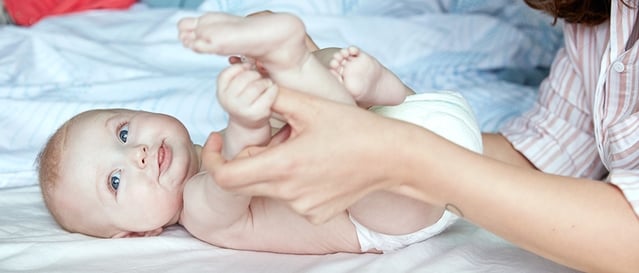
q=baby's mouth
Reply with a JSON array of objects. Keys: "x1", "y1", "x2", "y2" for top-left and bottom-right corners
[{"x1": 157, "y1": 141, "x2": 172, "y2": 179}]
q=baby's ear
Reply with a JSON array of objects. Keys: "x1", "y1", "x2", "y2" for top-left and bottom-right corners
[{"x1": 111, "y1": 228, "x2": 163, "y2": 238}]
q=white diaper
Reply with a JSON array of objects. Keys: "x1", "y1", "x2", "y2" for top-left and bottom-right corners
[
  {"x1": 353, "y1": 91, "x2": 482, "y2": 252},
  {"x1": 350, "y1": 210, "x2": 458, "y2": 252},
  {"x1": 370, "y1": 91, "x2": 483, "y2": 154}
]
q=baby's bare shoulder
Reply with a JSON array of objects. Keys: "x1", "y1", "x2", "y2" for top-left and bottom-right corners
[{"x1": 179, "y1": 172, "x2": 210, "y2": 227}]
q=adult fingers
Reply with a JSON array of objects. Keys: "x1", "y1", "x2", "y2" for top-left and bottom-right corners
[
  {"x1": 214, "y1": 154, "x2": 299, "y2": 198},
  {"x1": 212, "y1": 90, "x2": 322, "y2": 192},
  {"x1": 270, "y1": 88, "x2": 321, "y2": 130},
  {"x1": 212, "y1": 128, "x2": 305, "y2": 192},
  {"x1": 231, "y1": 125, "x2": 291, "y2": 161},
  {"x1": 304, "y1": 204, "x2": 344, "y2": 224},
  {"x1": 200, "y1": 133, "x2": 287, "y2": 200},
  {"x1": 213, "y1": 146, "x2": 292, "y2": 192},
  {"x1": 215, "y1": 89, "x2": 321, "y2": 184},
  {"x1": 269, "y1": 124, "x2": 292, "y2": 146},
  {"x1": 200, "y1": 132, "x2": 226, "y2": 172},
  {"x1": 295, "y1": 187, "x2": 376, "y2": 224},
  {"x1": 228, "y1": 125, "x2": 290, "y2": 166}
]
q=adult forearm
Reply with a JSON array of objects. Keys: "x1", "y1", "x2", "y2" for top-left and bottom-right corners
[
  {"x1": 482, "y1": 133, "x2": 535, "y2": 169},
  {"x1": 461, "y1": 160, "x2": 637, "y2": 273},
  {"x1": 396, "y1": 130, "x2": 639, "y2": 273}
]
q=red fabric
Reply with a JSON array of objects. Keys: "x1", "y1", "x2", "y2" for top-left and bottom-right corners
[{"x1": 4, "y1": 0, "x2": 137, "y2": 26}]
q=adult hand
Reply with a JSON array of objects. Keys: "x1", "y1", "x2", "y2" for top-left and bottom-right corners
[{"x1": 207, "y1": 88, "x2": 421, "y2": 223}]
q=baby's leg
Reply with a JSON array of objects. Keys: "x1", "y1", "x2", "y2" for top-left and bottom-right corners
[
  {"x1": 178, "y1": 12, "x2": 355, "y2": 105},
  {"x1": 349, "y1": 91, "x2": 482, "y2": 250},
  {"x1": 330, "y1": 46, "x2": 412, "y2": 107},
  {"x1": 348, "y1": 191, "x2": 445, "y2": 235}
]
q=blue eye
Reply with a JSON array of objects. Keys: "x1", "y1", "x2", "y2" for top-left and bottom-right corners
[
  {"x1": 118, "y1": 124, "x2": 129, "y2": 143},
  {"x1": 110, "y1": 171, "x2": 121, "y2": 191}
]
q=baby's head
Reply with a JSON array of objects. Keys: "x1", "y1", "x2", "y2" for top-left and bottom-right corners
[{"x1": 37, "y1": 109, "x2": 201, "y2": 238}]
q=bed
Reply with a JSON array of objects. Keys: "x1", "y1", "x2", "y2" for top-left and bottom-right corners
[{"x1": 0, "y1": 1, "x2": 581, "y2": 272}]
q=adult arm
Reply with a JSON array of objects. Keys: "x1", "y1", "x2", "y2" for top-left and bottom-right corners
[
  {"x1": 445, "y1": 133, "x2": 638, "y2": 273},
  {"x1": 208, "y1": 89, "x2": 639, "y2": 273}
]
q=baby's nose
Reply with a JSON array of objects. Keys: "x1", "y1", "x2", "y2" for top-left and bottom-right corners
[{"x1": 132, "y1": 145, "x2": 148, "y2": 168}]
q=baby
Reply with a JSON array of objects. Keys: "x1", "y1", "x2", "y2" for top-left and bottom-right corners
[{"x1": 37, "y1": 12, "x2": 461, "y2": 254}]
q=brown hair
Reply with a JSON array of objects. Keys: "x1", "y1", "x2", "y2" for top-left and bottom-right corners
[
  {"x1": 523, "y1": 0, "x2": 629, "y2": 26},
  {"x1": 36, "y1": 121, "x2": 72, "y2": 231}
]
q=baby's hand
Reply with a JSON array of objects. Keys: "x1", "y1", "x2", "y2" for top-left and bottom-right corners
[{"x1": 217, "y1": 64, "x2": 278, "y2": 129}]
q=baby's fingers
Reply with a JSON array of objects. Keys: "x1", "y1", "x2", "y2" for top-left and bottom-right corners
[
  {"x1": 248, "y1": 79, "x2": 278, "y2": 111},
  {"x1": 217, "y1": 64, "x2": 253, "y2": 99}
]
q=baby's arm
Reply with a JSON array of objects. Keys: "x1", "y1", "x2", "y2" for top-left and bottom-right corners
[
  {"x1": 180, "y1": 65, "x2": 276, "y2": 237},
  {"x1": 216, "y1": 64, "x2": 278, "y2": 159},
  {"x1": 183, "y1": 168, "x2": 361, "y2": 254},
  {"x1": 181, "y1": 135, "x2": 361, "y2": 254},
  {"x1": 182, "y1": 170, "x2": 253, "y2": 236}
]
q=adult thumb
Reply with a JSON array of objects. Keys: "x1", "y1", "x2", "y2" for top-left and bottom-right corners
[
  {"x1": 271, "y1": 88, "x2": 321, "y2": 128},
  {"x1": 200, "y1": 132, "x2": 225, "y2": 172}
]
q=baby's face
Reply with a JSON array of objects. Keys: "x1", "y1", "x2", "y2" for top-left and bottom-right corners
[{"x1": 57, "y1": 109, "x2": 200, "y2": 237}]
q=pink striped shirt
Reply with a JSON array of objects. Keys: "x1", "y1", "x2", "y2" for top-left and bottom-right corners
[{"x1": 500, "y1": 1, "x2": 639, "y2": 216}]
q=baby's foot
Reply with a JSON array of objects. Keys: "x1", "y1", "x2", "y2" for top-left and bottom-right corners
[
  {"x1": 178, "y1": 12, "x2": 355, "y2": 105},
  {"x1": 178, "y1": 12, "x2": 308, "y2": 72},
  {"x1": 330, "y1": 47, "x2": 407, "y2": 107}
]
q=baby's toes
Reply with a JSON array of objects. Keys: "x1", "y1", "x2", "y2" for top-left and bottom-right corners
[
  {"x1": 339, "y1": 48, "x2": 352, "y2": 58},
  {"x1": 329, "y1": 58, "x2": 341, "y2": 69},
  {"x1": 346, "y1": 46, "x2": 360, "y2": 57},
  {"x1": 331, "y1": 51, "x2": 345, "y2": 63},
  {"x1": 177, "y1": 17, "x2": 199, "y2": 31},
  {"x1": 329, "y1": 69, "x2": 343, "y2": 82},
  {"x1": 179, "y1": 31, "x2": 196, "y2": 45},
  {"x1": 191, "y1": 39, "x2": 213, "y2": 53}
]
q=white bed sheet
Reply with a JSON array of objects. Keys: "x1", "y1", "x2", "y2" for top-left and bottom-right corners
[
  {"x1": 0, "y1": 1, "x2": 580, "y2": 272},
  {"x1": 0, "y1": 185, "x2": 579, "y2": 273}
]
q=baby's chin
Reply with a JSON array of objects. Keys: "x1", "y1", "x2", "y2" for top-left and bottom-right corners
[{"x1": 162, "y1": 145, "x2": 200, "y2": 189}]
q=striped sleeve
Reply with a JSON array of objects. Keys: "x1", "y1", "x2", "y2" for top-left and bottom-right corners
[
  {"x1": 501, "y1": 15, "x2": 639, "y2": 217},
  {"x1": 500, "y1": 25, "x2": 608, "y2": 180}
]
